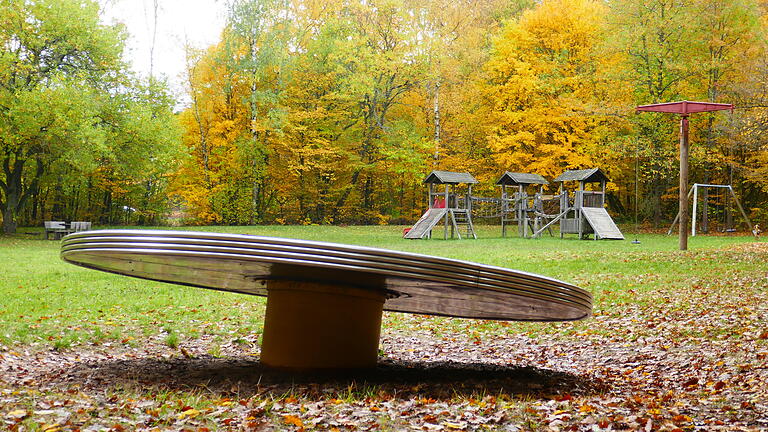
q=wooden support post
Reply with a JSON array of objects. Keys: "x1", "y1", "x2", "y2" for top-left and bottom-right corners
[
  {"x1": 428, "y1": 184, "x2": 433, "y2": 239},
  {"x1": 428, "y1": 183, "x2": 434, "y2": 209},
  {"x1": 578, "y1": 181, "x2": 584, "y2": 239},
  {"x1": 468, "y1": 185, "x2": 473, "y2": 214},
  {"x1": 729, "y1": 186, "x2": 754, "y2": 233},
  {"x1": 501, "y1": 185, "x2": 507, "y2": 238},
  {"x1": 679, "y1": 116, "x2": 689, "y2": 251},
  {"x1": 465, "y1": 184, "x2": 473, "y2": 239},
  {"x1": 444, "y1": 184, "x2": 449, "y2": 240},
  {"x1": 600, "y1": 180, "x2": 606, "y2": 207},
  {"x1": 559, "y1": 185, "x2": 565, "y2": 239},
  {"x1": 518, "y1": 185, "x2": 524, "y2": 237}
]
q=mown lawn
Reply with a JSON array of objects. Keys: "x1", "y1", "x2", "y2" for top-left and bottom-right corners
[{"x1": 1, "y1": 225, "x2": 767, "y2": 431}]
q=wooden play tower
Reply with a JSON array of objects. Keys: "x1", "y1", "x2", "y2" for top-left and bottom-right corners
[
  {"x1": 404, "y1": 171, "x2": 477, "y2": 239},
  {"x1": 533, "y1": 168, "x2": 624, "y2": 240},
  {"x1": 496, "y1": 172, "x2": 549, "y2": 238}
]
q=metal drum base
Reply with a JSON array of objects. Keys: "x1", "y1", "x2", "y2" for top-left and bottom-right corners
[{"x1": 260, "y1": 280, "x2": 385, "y2": 370}]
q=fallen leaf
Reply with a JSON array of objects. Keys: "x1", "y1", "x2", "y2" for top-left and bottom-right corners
[
  {"x1": 4, "y1": 410, "x2": 28, "y2": 420},
  {"x1": 179, "y1": 408, "x2": 200, "y2": 419},
  {"x1": 283, "y1": 415, "x2": 303, "y2": 427}
]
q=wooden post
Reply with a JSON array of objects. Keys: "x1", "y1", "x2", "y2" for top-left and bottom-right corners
[
  {"x1": 679, "y1": 116, "x2": 689, "y2": 251},
  {"x1": 467, "y1": 185, "x2": 473, "y2": 213},
  {"x1": 261, "y1": 280, "x2": 385, "y2": 369},
  {"x1": 535, "y1": 185, "x2": 543, "y2": 234},
  {"x1": 600, "y1": 180, "x2": 606, "y2": 207},
  {"x1": 518, "y1": 184, "x2": 524, "y2": 237},
  {"x1": 467, "y1": 184, "x2": 473, "y2": 239},
  {"x1": 501, "y1": 185, "x2": 507, "y2": 238},
  {"x1": 428, "y1": 183, "x2": 434, "y2": 209},
  {"x1": 729, "y1": 186, "x2": 755, "y2": 233},
  {"x1": 577, "y1": 181, "x2": 584, "y2": 238},
  {"x1": 427, "y1": 183, "x2": 434, "y2": 239},
  {"x1": 559, "y1": 184, "x2": 565, "y2": 239},
  {"x1": 444, "y1": 184, "x2": 449, "y2": 240}
]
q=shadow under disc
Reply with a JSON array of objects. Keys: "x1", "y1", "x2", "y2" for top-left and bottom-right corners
[{"x1": 52, "y1": 355, "x2": 604, "y2": 399}]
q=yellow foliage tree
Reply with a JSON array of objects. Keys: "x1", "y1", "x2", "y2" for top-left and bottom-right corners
[
  {"x1": 482, "y1": 0, "x2": 621, "y2": 181},
  {"x1": 172, "y1": 41, "x2": 253, "y2": 224}
]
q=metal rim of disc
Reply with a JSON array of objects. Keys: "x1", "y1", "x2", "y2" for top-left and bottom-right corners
[
  {"x1": 61, "y1": 239, "x2": 591, "y2": 307},
  {"x1": 61, "y1": 246, "x2": 591, "y2": 313},
  {"x1": 62, "y1": 230, "x2": 589, "y2": 299},
  {"x1": 61, "y1": 235, "x2": 590, "y2": 302},
  {"x1": 62, "y1": 249, "x2": 590, "y2": 321},
  {"x1": 60, "y1": 232, "x2": 591, "y2": 313},
  {"x1": 60, "y1": 230, "x2": 592, "y2": 321}
]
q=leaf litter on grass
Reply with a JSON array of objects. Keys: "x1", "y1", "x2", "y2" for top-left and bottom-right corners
[{"x1": 2, "y1": 240, "x2": 768, "y2": 430}]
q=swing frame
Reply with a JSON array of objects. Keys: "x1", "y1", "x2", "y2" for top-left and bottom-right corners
[{"x1": 667, "y1": 183, "x2": 754, "y2": 236}]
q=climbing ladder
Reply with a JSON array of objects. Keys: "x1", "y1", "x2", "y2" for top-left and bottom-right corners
[{"x1": 451, "y1": 209, "x2": 477, "y2": 239}]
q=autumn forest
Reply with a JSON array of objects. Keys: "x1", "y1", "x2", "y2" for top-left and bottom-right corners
[{"x1": 4, "y1": 0, "x2": 768, "y2": 233}]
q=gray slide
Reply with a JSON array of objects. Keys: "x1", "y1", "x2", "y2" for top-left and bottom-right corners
[{"x1": 581, "y1": 207, "x2": 624, "y2": 240}]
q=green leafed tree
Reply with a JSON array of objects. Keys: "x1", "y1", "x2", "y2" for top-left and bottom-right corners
[
  {"x1": 223, "y1": 0, "x2": 295, "y2": 224},
  {"x1": 0, "y1": 0, "x2": 180, "y2": 233}
]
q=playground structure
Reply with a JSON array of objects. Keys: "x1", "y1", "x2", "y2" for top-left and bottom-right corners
[
  {"x1": 667, "y1": 183, "x2": 753, "y2": 236},
  {"x1": 533, "y1": 168, "x2": 624, "y2": 240},
  {"x1": 404, "y1": 171, "x2": 477, "y2": 240},
  {"x1": 495, "y1": 172, "x2": 549, "y2": 238},
  {"x1": 406, "y1": 168, "x2": 624, "y2": 240}
]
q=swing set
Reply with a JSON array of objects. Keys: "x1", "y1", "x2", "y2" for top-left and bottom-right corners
[{"x1": 667, "y1": 183, "x2": 754, "y2": 236}]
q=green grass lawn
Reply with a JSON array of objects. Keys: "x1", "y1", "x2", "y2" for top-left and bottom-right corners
[
  {"x1": 0, "y1": 225, "x2": 759, "y2": 349},
  {"x1": 1, "y1": 225, "x2": 767, "y2": 431}
]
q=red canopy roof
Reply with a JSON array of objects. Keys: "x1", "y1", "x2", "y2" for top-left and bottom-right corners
[{"x1": 636, "y1": 101, "x2": 733, "y2": 115}]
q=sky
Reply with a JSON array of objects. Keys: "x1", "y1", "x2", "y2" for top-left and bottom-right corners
[{"x1": 99, "y1": 0, "x2": 228, "y2": 107}]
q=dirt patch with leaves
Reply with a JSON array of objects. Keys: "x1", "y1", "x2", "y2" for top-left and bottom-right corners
[{"x1": 2, "y1": 248, "x2": 768, "y2": 431}]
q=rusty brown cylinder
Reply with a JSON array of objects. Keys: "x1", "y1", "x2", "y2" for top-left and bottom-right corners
[{"x1": 260, "y1": 280, "x2": 385, "y2": 370}]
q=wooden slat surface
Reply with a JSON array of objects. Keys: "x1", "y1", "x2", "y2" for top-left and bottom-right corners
[
  {"x1": 404, "y1": 209, "x2": 446, "y2": 239},
  {"x1": 581, "y1": 207, "x2": 624, "y2": 240}
]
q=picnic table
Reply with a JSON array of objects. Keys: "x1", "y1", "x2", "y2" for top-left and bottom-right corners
[{"x1": 44, "y1": 221, "x2": 92, "y2": 240}]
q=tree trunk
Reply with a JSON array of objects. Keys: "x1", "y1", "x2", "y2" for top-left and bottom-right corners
[
  {"x1": 1, "y1": 155, "x2": 43, "y2": 233},
  {"x1": 102, "y1": 191, "x2": 112, "y2": 224},
  {"x1": 334, "y1": 169, "x2": 362, "y2": 219},
  {"x1": 363, "y1": 175, "x2": 373, "y2": 213},
  {"x1": 433, "y1": 81, "x2": 441, "y2": 167},
  {"x1": 651, "y1": 177, "x2": 663, "y2": 228},
  {"x1": 2, "y1": 190, "x2": 19, "y2": 233},
  {"x1": 251, "y1": 172, "x2": 259, "y2": 225},
  {"x1": 52, "y1": 180, "x2": 65, "y2": 221}
]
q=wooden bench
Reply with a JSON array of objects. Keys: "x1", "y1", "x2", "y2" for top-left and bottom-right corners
[
  {"x1": 44, "y1": 221, "x2": 67, "y2": 240},
  {"x1": 70, "y1": 221, "x2": 92, "y2": 232}
]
